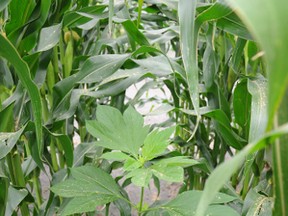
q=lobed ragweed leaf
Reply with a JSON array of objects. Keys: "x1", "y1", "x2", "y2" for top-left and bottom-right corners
[
  {"x1": 86, "y1": 105, "x2": 149, "y2": 156},
  {"x1": 142, "y1": 127, "x2": 175, "y2": 161},
  {"x1": 51, "y1": 166, "x2": 123, "y2": 215}
]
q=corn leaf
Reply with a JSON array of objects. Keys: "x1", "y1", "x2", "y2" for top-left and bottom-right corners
[{"x1": 0, "y1": 35, "x2": 43, "y2": 166}]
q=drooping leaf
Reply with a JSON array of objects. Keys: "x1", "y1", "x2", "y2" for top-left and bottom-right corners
[
  {"x1": 195, "y1": 0, "x2": 232, "y2": 25},
  {"x1": 5, "y1": 0, "x2": 36, "y2": 35},
  {"x1": 203, "y1": 30, "x2": 218, "y2": 89},
  {"x1": 179, "y1": 0, "x2": 233, "y2": 118},
  {"x1": 53, "y1": 54, "x2": 130, "y2": 109},
  {"x1": 0, "y1": 0, "x2": 11, "y2": 12},
  {"x1": 205, "y1": 110, "x2": 244, "y2": 149},
  {"x1": 121, "y1": 20, "x2": 150, "y2": 46},
  {"x1": 0, "y1": 103, "x2": 14, "y2": 132},
  {"x1": 246, "y1": 197, "x2": 273, "y2": 216},
  {"x1": 0, "y1": 35, "x2": 43, "y2": 167},
  {"x1": 73, "y1": 142, "x2": 98, "y2": 167},
  {"x1": 133, "y1": 56, "x2": 176, "y2": 77},
  {"x1": 216, "y1": 12, "x2": 253, "y2": 40},
  {"x1": 44, "y1": 127, "x2": 74, "y2": 167},
  {"x1": 243, "y1": 190, "x2": 273, "y2": 216},
  {"x1": 37, "y1": 23, "x2": 62, "y2": 52},
  {"x1": 63, "y1": 6, "x2": 107, "y2": 28},
  {"x1": 18, "y1": 0, "x2": 52, "y2": 53},
  {"x1": 0, "y1": 126, "x2": 26, "y2": 160},
  {"x1": 5, "y1": 187, "x2": 28, "y2": 216}
]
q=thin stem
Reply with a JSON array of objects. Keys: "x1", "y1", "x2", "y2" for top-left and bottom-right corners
[
  {"x1": 10, "y1": 150, "x2": 30, "y2": 215},
  {"x1": 52, "y1": 46, "x2": 60, "y2": 77},
  {"x1": 137, "y1": 0, "x2": 143, "y2": 28},
  {"x1": 108, "y1": 0, "x2": 114, "y2": 37},
  {"x1": 105, "y1": 203, "x2": 110, "y2": 216},
  {"x1": 33, "y1": 169, "x2": 42, "y2": 207},
  {"x1": 59, "y1": 34, "x2": 66, "y2": 78},
  {"x1": 56, "y1": 139, "x2": 65, "y2": 168},
  {"x1": 50, "y1": 139, "x2": 59, "y2": 172},
  {"x1": 24, "y1": 136, "x2": 42, "y2": 207},
  {"x1": 15, "y1": 91, "x2": 27, "y2": 130},
  {"x1": 138, "y1": 187, "x2": 144, "y2": 216}
]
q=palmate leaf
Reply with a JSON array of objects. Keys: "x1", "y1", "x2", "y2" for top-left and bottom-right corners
[
  {"x1": 86, "y1": 105, "x2": 149, "y2": 157},
  {"x1": 124, "y1": 156, "x2": 198, "y2": 188},
  {"x1": 59, "y1": 195, "x2": 117, "y2": 216},
  {"x1": 101, "y1": 151, "x2": 132, "y2": 161},
  {"x1": 51, "y1": 166, "x2": 123, "y2": 215},
  {"x1": 125, "y1": 168, "x2": 153, "y2": 188},
  {"x1": 142, "y1": 127, "x2": 175, "y2": 161},
  {"x1": 151, "y1": 165, "x2": 183, "y2": 183},
  {"x1": 51, "y1": 166, "x2": 122, "y2": 197},
  {"x1": 154, "y1": 156, "x2": 199, "y2": 168}
]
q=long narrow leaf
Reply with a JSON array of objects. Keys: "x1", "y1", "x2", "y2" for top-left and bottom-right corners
[
  {"x1": 0, "y1": 35, "x2": 43, "y2": 166},
  {"x1": 178, "y1": 0, "x2": 199, "y2": 114},
  {"x1": 224, "y1": 1, "x2": 288, "y2": 215},
  {"x1": 195, "y1": 123, "x2": 288, "y2": 216}
]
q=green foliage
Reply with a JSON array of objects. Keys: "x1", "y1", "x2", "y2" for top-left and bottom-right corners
[
  {"x1": 51, "y1": 166, "x2": 122, "y2": 215},
  {"x1": 146, "y1": 190, "x2": 238, "y2": 216},
  {"x1": 87, "y1": 105, "x2": 197, "y2": 188},
  {"x1": 87, "y1": 105, "x2": 149, "y2": 156}
]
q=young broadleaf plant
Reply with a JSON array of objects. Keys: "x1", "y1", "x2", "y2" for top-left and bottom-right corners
[
  {"x1": 51, "y1": 105, "x2": 199, "y2": 215},
  {"x1": 86, "y1": 105, "x2": 198, "y2": 188}
]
